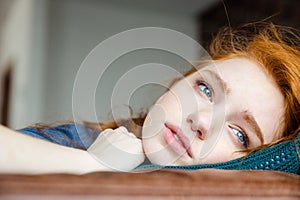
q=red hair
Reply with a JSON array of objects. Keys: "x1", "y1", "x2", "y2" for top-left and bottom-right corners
[{"x1": 207, "y1": 22, "x2": 300, "y2": 146}]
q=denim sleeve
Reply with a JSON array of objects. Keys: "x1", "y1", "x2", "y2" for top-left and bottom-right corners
[{"x1": 17, "y1": 124, "x2": 101, "y2": 150}]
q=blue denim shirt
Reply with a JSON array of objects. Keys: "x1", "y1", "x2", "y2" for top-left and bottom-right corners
[{"x1": 17, "y1": 124, "x2": 101, "y2": 150}]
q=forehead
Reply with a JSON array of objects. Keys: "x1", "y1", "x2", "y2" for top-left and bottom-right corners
[
  {"x1": 197, "y1": 58, "x2": 284, "y2": 142},
  {"x1": 214, "y1": 58, "x2": 266, "y2": 78}
]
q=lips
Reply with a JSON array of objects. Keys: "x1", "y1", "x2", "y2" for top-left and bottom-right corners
[{"x1": 163, "y1": 123, "x2": 192, "y2": 158}]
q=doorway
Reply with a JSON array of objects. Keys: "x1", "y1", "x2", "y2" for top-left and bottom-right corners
[{"x1": 1, "y1": 63, "x2": 13, "y2": 126}]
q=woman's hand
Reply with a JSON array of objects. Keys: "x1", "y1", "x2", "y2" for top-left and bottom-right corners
[{"x1": 87, "y1": 126, "x2": 145, "y2": 172}]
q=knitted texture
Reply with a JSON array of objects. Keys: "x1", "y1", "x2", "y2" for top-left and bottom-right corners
[{"x1": 138, "y1": 132, "x2": 300, "y2": 174}]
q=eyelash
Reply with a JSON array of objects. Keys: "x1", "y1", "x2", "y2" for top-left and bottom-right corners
[
  {"x1": 231, "y1": 127, "x2": 250, "y2": 149},
  {"x1": 195, "y1": 80, "x2": 213, "y2": 102}
]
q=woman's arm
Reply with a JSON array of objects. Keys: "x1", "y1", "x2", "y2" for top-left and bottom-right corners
[{"x1": 0, "y1": 125, "x2": 111, "y2": 174}]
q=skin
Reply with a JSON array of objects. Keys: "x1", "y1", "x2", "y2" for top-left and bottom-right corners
[{"x1": 142, "y1": 58, "x2": 284, "y2": 166}]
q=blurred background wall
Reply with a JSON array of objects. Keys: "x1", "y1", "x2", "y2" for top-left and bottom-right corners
[
  {"x1": 0, "y1": 0, "x2": 298, "y2": 129},
  {"x1": 0, "y1": 0, "x2": 219, "y2": 128}
]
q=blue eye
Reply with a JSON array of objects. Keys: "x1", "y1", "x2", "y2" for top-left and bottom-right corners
[
  {"x1": 198, "y1": 82, "x2": 212, "y2": 100},
  {"x1": 232, "y1": 128, "x2": 249, "y2": 148}
]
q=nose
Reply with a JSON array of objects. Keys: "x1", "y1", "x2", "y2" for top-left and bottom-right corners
[{"x1": 187, "y1": 110, "x2": 212, "y2": 140}]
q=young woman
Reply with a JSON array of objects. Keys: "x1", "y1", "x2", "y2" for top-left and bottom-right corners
[{"x1": 0, "y1": 22, "x2": 299, "y2": 174}]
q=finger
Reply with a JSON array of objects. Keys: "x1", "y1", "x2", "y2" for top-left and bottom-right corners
[{"x1": 117, "y1": 126, "x2": 137, "y2": 138}]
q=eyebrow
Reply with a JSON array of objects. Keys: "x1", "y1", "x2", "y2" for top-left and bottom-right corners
[
  {"x1": 242, "y1": 110, "x2": 264, "y2": 145},
  {"x1": 205, "y1": 70, "x2": 231, "y2": 95}
]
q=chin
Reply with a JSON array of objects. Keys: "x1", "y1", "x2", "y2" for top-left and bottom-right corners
[{"x1": 145, "y1": 147, "x2": 193, "y2": 166}]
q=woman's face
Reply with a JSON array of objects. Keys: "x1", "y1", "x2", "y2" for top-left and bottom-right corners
[{"x1": 142, "y1": 58, "x2": 284, "y2": 166}]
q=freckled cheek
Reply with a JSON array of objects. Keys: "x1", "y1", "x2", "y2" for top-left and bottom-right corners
[
  {"x1": 212, "y1": 133, "x2": 245, "y2": 161},
  {"x1": 168, "y1": 86, "x2": 199, "y2": 106},
  {"x1": 142, "y1": 93, "x2": 183, "y2": 143},
  {"x1": 203, "y1": 146, "x2": 236, "y2": 163},
  {"x1": 260, "y1": 118, "x2": 281, "y2": 142},
  {"x1": 156, "y1": 92, "x2": 184, "y2": 120},
  {"x1": 192, "y1": 133, "x2": 239, "y2": 164}
]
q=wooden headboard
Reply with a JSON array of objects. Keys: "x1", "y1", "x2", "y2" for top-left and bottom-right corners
[{"x1": 0, "y1": 169, "x2": 299, "y2": 199}]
